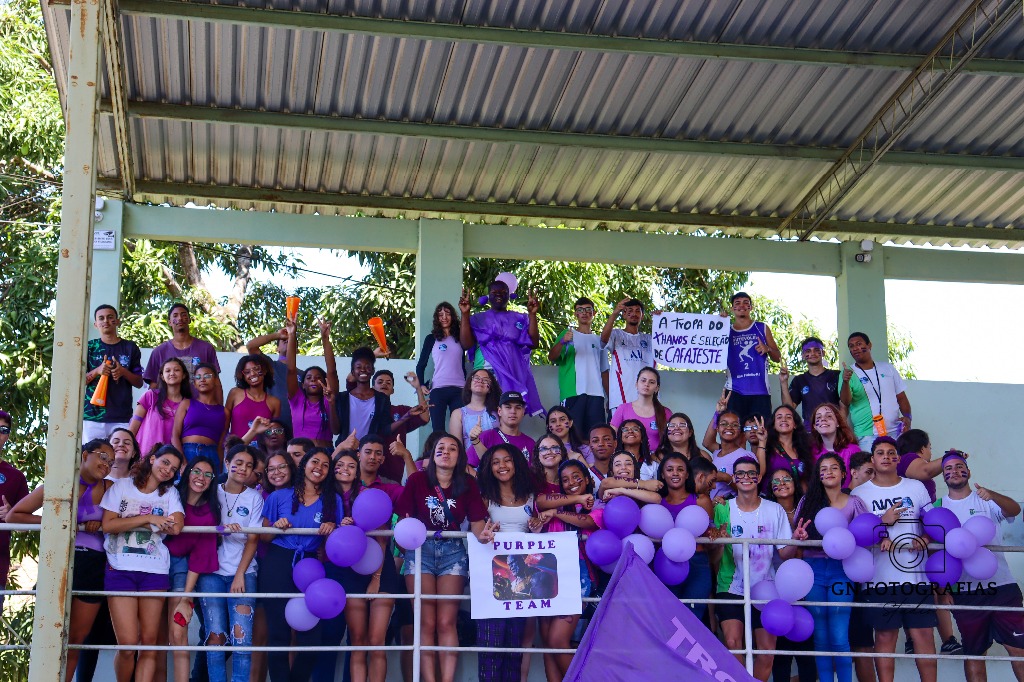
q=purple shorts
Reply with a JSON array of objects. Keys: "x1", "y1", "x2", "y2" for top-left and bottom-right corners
[
  {"x1": 952, "y1": 583, "x2": 1024, "y2": 655},
  {"x1": 104, "y1": 565, "x2": 170, "y2": 593}
]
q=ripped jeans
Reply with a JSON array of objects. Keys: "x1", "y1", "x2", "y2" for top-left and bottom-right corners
[{"x1": 198, "y1": 572, "x2": 257, "y2": 682}]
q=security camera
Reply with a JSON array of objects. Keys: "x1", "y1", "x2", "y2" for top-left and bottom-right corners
[{"x1": 859, "y1": 239, "x2": 875, "y2": 252}]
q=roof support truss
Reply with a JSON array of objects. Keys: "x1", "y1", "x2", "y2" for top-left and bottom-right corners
[
  {"x1": 777, "y1": 0, "x2": 1020, "y2": 242},
  {"x1": 99, "y1": 0, "x2": 136, "y2": 200}
]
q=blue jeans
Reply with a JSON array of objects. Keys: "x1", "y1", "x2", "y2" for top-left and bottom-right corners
[
  {"x1": 427, "y1": 385, "x2": 463, "y2": 432},
  {"x1": 198, "y1": 572, "x2": 257, "y2": 682},
  {"x1": 806, "y1": 557, "x2": 854, "y2": 682},
  {"x1": 183, "y1": 442, "x2": 221, "y2": 471},
  {"x1": 670, "y1": 552, "x2": 712, "y2": 620}
]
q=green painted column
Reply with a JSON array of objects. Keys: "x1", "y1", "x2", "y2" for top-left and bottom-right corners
[
  {"x1": 836, "y1": 240, "x2": 888, "y2": 363},
  {"x1": 88, "y1": 198, "x2": 124, "y2": 338},
  {"x1": 415, "y1": 218, "x2": 465, "y2": 355}
]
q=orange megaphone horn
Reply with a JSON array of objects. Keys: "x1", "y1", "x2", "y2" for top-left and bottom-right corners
[
  {"x1": 285, "y1": 296, "x2": 301, "y2": 322},
  {"x1": 90, "y1": 360, "x2": 112, "y2": 407},
  {"x1": 367, "y1": 317, "x2": 389, "y2": 355}
]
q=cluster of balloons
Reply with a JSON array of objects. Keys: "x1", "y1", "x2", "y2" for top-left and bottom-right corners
[
  {"x1": 921, "y1": 506, "x2": 998, "y2": 586},
  {"x1": 755, "y1": 559, "x2": 815, "y2": 641},
  {"x1": 584, "y1": 496, "x2": 711, "y2": 586},
  {"x1": 284, "y1": 490, "x2": 430, "y2": 631}
]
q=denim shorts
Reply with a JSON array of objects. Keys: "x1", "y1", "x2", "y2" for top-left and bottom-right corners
[
  {"x1": 403, "y1": 538, "x2": 468, "y2": 577},
  {"x1": 169, "y1": 554, "x2": 189, "y2": 592}
]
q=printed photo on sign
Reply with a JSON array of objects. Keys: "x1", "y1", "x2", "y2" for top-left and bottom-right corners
[
  {"x1": 492, "y1": 553, "x2": 559, "y2": 601},
  {"x1": 468, "y1": 531, "x2": 581, "y2": 620}
]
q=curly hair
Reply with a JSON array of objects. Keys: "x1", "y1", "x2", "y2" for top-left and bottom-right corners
[
  {"x1": 477, "y1": 444, "x2": 534, "y2": 506},
  {"x1": 291, "y1": 447, "x2": 338, "y2": 523},
  {"x1": 530, "y1": 432, "x2": 567, "y2": 489},
  {"x1": 131, "y1": 444, "x2": 182, "y2": 495},
  {"x1": 234, "y1": 354, "x2": 275, "y2": 391},
  {"x1": 432, "y1": 302, "x2": 460, "y2": 340}
]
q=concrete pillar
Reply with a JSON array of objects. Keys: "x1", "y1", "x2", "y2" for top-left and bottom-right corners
[
  {"x1": 836, "y1": 240, "x2": 888, "y2": 362},
  {"x1": 88, "y1": 198, "x2": 124, "y2": 338},
  {"x1": 414, "y1": 219, "x2": 465, "y2": 345},
  {"x1": 29, "y1": 0, "x2": 102, "y2": 679}
]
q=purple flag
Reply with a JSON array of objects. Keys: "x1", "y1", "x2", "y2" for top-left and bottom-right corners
[{"x1": 564, "y1": 547, "x2": 756, "y2": 682}]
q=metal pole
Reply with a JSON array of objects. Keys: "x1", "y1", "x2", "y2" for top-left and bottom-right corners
[
  {"x1": 27, "y1": 0, "x2": 102, "y2": 679},
  {"x1": 742, "y1": 541, "x2": 754, "y2": 675},
  {"x1": 412, "y1": 545, "x2": 422, "y2": 682}
]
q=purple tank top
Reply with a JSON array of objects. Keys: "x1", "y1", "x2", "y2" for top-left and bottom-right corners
[
  {"x1": 230, "y1": 394, "x2": 272, "y2": 439},
  {"x1": 76, "y1": 480, "x2": 105, "y2": 551},
  {"x1": 661, "y1": 494, "x2": 696, "y2": 520},
  {"x1": 183, "y1": 400, "x2": 226, "y2": 442},
  {"x1": 727, "y1": 321, "x2": 769, "y2": 396}
]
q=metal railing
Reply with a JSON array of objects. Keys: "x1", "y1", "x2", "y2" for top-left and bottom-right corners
[{"x1": 3, "y1": 523, "x2": 1024, "y2": 678}]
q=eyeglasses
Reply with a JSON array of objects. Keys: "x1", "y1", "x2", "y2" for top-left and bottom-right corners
[
  {"x1": 266, "y1": 464, "x2": 290, "y2": 474},
  {"x1": 666, "y1": 423, "x2": 690, "y2": 432},
  {"x1": 471, "y1": 376, "x2": 491, "y2": 384},
  {"x1": 190, "y1": 470, "x2": 215, "y2": 479},
  {"x1": 718, "y1": 422, "x2": 739, "y2": 429},
  {"x1": 0, "y1": 426, "x2": 10, "y2": 435},
  {"x1": 265, "y1": 428, "x2": 285, "y2": 436},
  {"x1": 733, "y1": 471, "x2": 758, "y2": 480},
  {"x1": 574, "y1": 307, "x2": 594, "y2": 314},
  {"x1": 771, "y1": 477, "x2": 794, "y2": 487},
  {"x1": 538, "y1": 445, "x2": 562, "y2": 454},
  {"x1": 194, "y1": 373, "x2": 215, "y2": 381},
  {"x1": 742, "y1": 425, "x2": 757, "y2": 432},
  {"x1": 620, "y1": 427, "x2": 642, "y2": 435}
]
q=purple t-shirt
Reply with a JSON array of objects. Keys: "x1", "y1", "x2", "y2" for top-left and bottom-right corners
[
  {"x1": 289, "y1": 392, "x2": 331, "y2": 442},
  {"x1": 726, "y1": 322, "x2": 769, "y2": 396},
  {"x1": 897, "y1": 452, "x2": 938, "y2": 503},
  {"x1": 143, "y1": 337, "x2": 221, "y2": 384},
  {"x1": 477, "y1": 428, "x2": 536, "y2": 468},
  {"x1": 429, "y1": 335, "x2": 466, "y2": 389},
  {"x1": 610, "y1": 403, "x2": 672, "y2": 452},
  {"x1": 812, "y1": 442, "x2": 859, "y2": 488},
  {"x1": 164, "y1": 502, "x2": 220, "y2": 574}
]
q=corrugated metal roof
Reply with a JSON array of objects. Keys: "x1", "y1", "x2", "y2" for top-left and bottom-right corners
[{"x1": 40, "y1": 0, "x2": 1024, "y2": 247}]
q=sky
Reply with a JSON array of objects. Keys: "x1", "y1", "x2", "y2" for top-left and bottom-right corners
[{"x1": 212, "y1": 245, "x2": 1024, "y2": 385}]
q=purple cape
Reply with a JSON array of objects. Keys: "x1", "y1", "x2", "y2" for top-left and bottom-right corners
[{"x1": 470, "y1": 308, "x2": 544, "y2": 416}]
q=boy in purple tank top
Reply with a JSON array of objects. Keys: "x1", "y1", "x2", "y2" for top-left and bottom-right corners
[{"x1": 722, "y1": 292, "x2": 781, "y2": 422}]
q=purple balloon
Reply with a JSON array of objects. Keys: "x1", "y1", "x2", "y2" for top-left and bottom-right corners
[
  {"x1": 661, "y1": 528, "x2": 697, "y2": 563},
  {"x1": 776, "y1": 559, "x2": 814, "y2": 603},
  {"x1": 586, "y1": 530, "x2": 624, "y2": 566},
  {"x1": 352, "y1": 538, "x2": 385, "y2": 575},
  {"x1": 639, "y1": 504, "x2": 674, "y2": 540},
  {"x1": 761, "y1": 599, "x2": 795, "y2": 637},
  {"x1": 963, "y1": 515, "x2": 997, "y2": 546},
  {"x1": 925, "y1": 550, "x2": 963, "y2": 587},
  {"x1": 842, "y1": 547, "x2": 875, "y2": 582},
  {"x1": 352, "y1": 488, "x2": 394, "y2": 531},
  {"x1": 653, "y1": 548, "x2": 691, "y2": 586},
  {"x1": 604, "y1": 496, "x2": 642, "y2": 538},
  {"x1": 787, "y1": 606, "x2": 814, "y2": 642},
  {"x1": 623, "y1": 533, "x2": 655, "y2": 564},
  {"x1": 823, "y1": 527, "x2": 857, "y2": 561},
  {"x1": 326, "y1": 525, "x2": 368, "y2": 567},
  {"x1": 394, "y1": 517, "x2": 427, "y2": 550},
  {"x1": 944, "y1": 527, "x2": 979, "y2": 560},
  {"x1": 923, "y1": 507, "x2": 961, "y2": 543},
  {"x1": 963, "y1": 547, "x2": 998, "y2": 580},
  {"x1": 675, "y1": 505, "x2": 711, "y2": 536},
  {"x1": 815, "y1": 507, "x2": 848, "y2": 536},
  {"x1": 304, "y1": 578, "x2": 347, "y2": 620},
  {"x1": 285, "y1": 597, "x2": 320, "y2": 631},
  {"x1": 849, "y1": 513, "x2": 884, "y2": 548},
  {"x1": 292, "y1": 557, "x2": 325, "y2": 592},
  {"x1": 751, "y1": 580, "x2": 779, "y2": 611}
]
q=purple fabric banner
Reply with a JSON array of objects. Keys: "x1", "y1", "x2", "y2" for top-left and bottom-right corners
[{"x1": 564, "y1": 547, "x2": 756, "y2": 682}]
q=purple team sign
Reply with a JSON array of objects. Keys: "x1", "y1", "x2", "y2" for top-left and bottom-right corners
[
  {"x1": 652, "y1": 312, "x2": 729, "y2": 371},
  {"x1": 565, "y1": 547, "x2": 755, "y2": 682}
]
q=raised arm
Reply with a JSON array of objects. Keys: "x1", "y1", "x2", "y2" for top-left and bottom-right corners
[
  {"x1": 246, "y1": 330, "x2": 286, "y2": 355},
  {"x1": 285, "y1": 318, "x2": 300, "y2": 398},
  {"x1": 839, "y1": 363, "x2": 853, "y2": 406},
  {"x1": 318, "y1": 317, "x2": 340, "y2": 394},
  {"x1": 458, "y1": 289, "x2": 476, "y2": 349},
  {"x1": 761, "y1": 324, "x2": 782, "y2": 363},
  {"x1": 526, "y1": 290, "x2": 540, "y2": 347},
  {"x1": 600, "y1": 298, "x2": 627, "y2": 345}
]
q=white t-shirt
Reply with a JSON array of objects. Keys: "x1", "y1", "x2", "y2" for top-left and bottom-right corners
[
  {"x1": 217, "y1": 485, "x2": 265, "y2": 577},
  {"x1": 939, "y1": 492, "x2": 1016, "y2": 590},
  {"x1": 715, "y1": 498, "x2": 792, "y2": 596},
  {"x1": 851, "y1": 477, "x2": 931, "y2": 585},
  {"x1": 605, "y1": 328, "x2": 653, "y2": 411},
  {"x1": 487, "y1": 497, "x2": 535, "y2": 533},
  {"x1": 101, "y1": 477, "x2": 184, "y2": 574},
  {"x1": 710, "y1": 448, "x2": 756, "y2": 499}
]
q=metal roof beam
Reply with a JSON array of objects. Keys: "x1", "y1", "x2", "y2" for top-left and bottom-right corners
[
  {"x1": 113, "y1": 179, "x2": 1024, "y2": 248},
  {"x1": 100, "y1": 0, "x2": 136, "y2": 200},
  {"x1": 48, "y1": 0, "x2": 1023, "y2": 77},
  {"x1": 779, "y1": 0, "x2": 1020, "y2": 241},
  {"x1": 98, "y1": 100, "x2": 1024, "y2": 173}
]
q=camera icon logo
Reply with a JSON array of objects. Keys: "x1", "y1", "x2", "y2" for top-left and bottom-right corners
[{"x1": 875, "y1": 515, "x2": 939, "y2": 573}]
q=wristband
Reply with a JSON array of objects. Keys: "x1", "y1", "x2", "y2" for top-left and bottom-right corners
[{"x1": 902, "y1": 413, "x2": 912, "y2": 420}]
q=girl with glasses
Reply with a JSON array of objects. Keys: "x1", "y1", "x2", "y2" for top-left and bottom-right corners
[
  {"x1": 448, "y1": 369, "x2": 500, "y2": 448},
  {"x1": 655, "y1": 412, "x2": 712, "y2": 467}
]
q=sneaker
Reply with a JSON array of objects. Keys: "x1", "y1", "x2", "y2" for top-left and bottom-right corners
[
  {"x1": 941, "y1": 636, "x2": 964, "y2": 654},
  {"x1": 905, "y1": 639, "x2": 914, "y2": 655}
]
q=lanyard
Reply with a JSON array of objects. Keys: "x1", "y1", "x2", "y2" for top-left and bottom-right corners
[
  {"x1": 855, "y1": 365, "x2": 882, "y2": 404},
  {"x1": 433, "y1": 484, "x2": 456, "y2": 528}
]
